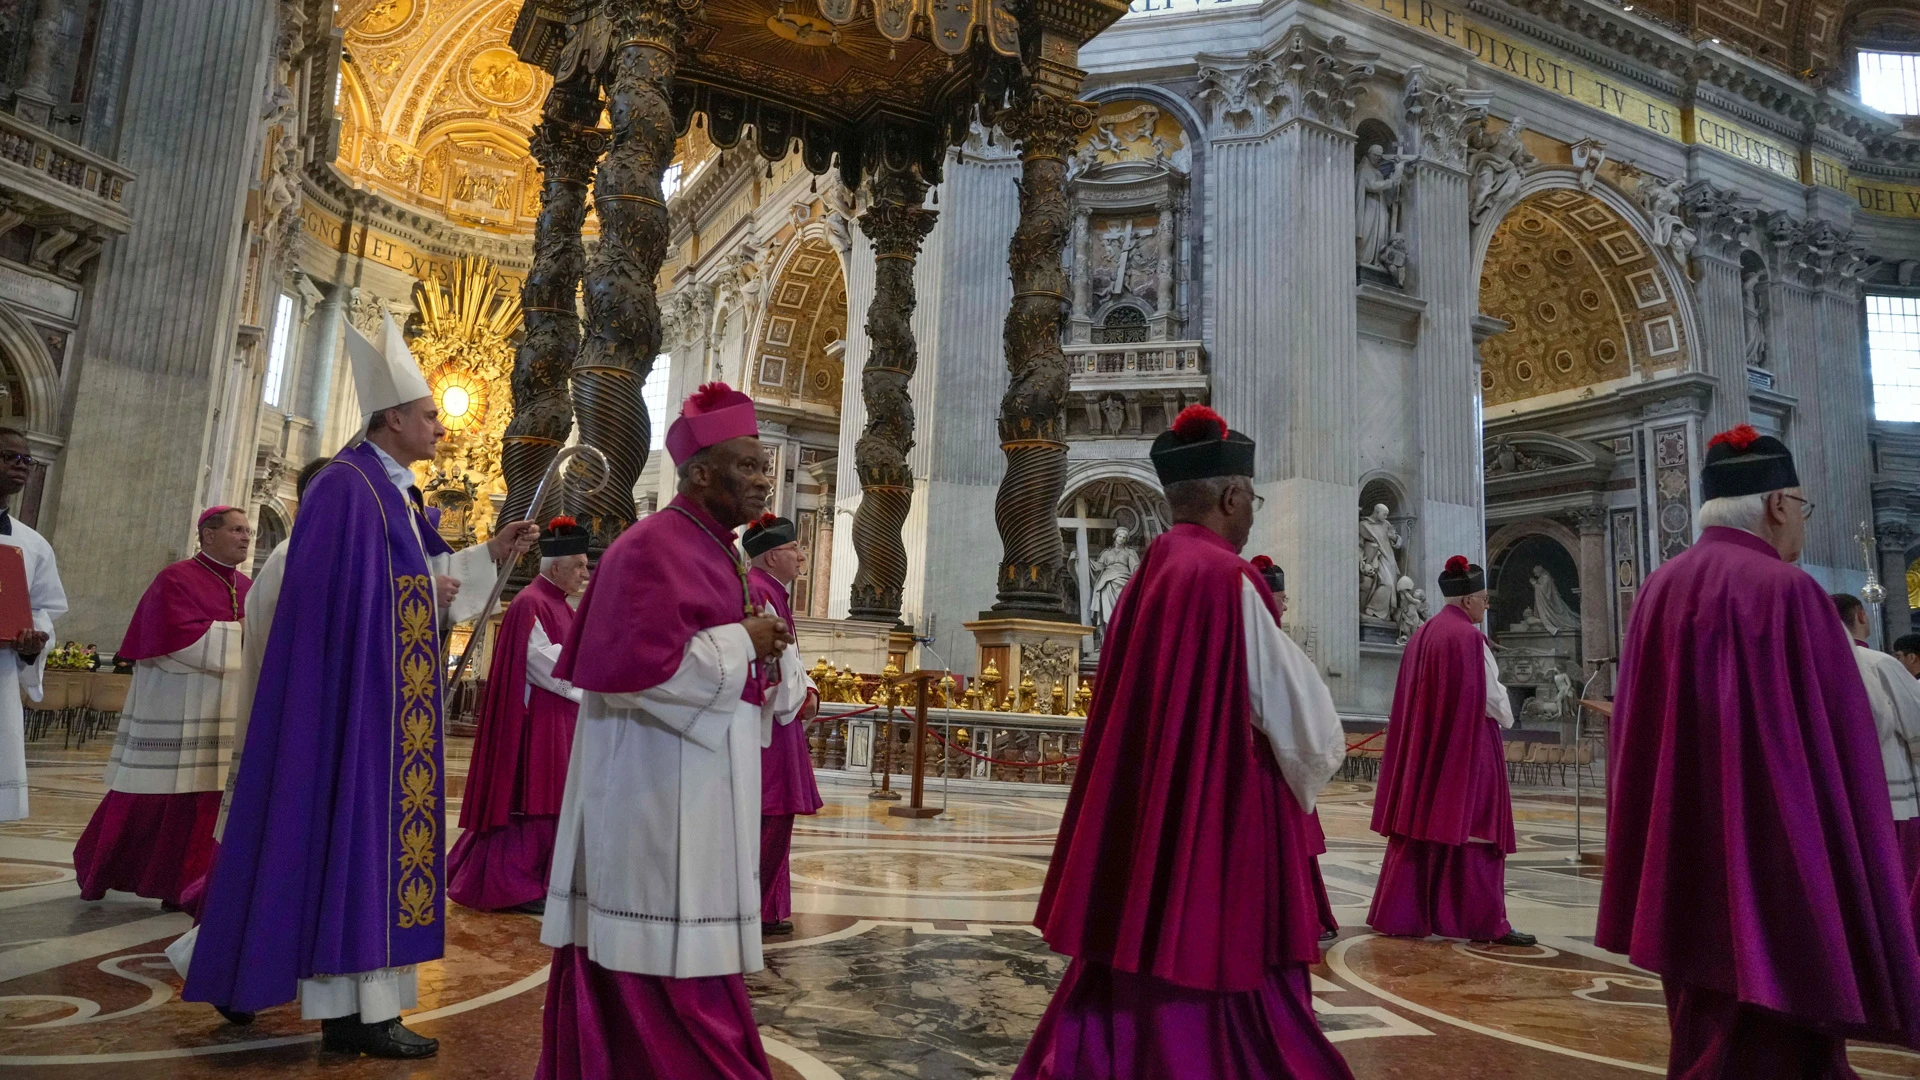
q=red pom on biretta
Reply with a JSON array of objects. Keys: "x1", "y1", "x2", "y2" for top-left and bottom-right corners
[
  {"x1": 1250, "y1": 555, "x2": 1274, "y2": 571},
  {"x1": 547, "y1": 516, "x2": 577, "y2": 531},
  {"x1": 1170, "y1": 404, "x2": 1229, "y2": 442},
  {"x1": 1708, "y1": 424, "x2": 1760, "y2": 452},
  {"x1": 1445, "y1": 555, "x2": 1470, "y2": 575}
]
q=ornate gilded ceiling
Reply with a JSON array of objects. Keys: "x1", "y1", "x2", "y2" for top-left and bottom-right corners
[
  {"x1": 335, "y1": 0, "x2": 553, "y2": 230},
  {"x1": 1478, "y1": 190, "x2": 1689, "y2": 409},
  {"x1": 1629, "y1": 0, "x2": 1844, "y2": 75}
]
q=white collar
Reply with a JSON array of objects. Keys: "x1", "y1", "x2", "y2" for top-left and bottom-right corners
[{"x1": 365, "y1": 441, "x2": 416, "y2": 497}]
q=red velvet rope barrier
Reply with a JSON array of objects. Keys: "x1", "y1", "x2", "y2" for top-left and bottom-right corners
[{"x1": 1345, "y1": 730, "x2": 1386, "y2": 752}]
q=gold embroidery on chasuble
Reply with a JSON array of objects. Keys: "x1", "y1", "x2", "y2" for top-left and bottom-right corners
[{"x1": 395, "y1": 572, "x2": 440, "y2": 928}]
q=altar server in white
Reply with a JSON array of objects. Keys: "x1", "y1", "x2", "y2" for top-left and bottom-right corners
[{"x1": 0, "y1": 427, "x2": 63, "y2": 823}]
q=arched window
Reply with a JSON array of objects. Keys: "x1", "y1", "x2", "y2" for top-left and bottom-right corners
[{"x1": 1860, "y1": 49, "x2": 1920, "y2": 115}]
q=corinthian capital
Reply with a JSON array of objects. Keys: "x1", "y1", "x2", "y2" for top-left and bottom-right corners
[
  {"x1": 1681, "y1": 181, "x2": 1755, "y2": 265},
  {"x1": 1402, "y1": 65, "x2": 1485, "y2": 171},
  {"x1": 1000, "y1": 89, "x2": 1095, "y2": 163},
  {"x1": 1195, "y1": 29, "x2": 1375, "y2": 138}
]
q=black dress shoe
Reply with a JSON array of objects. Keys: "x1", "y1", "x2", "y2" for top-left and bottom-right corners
[
  {"x1": 511, "y1": 897, "x2": 546, "y2": 916},
  {"x1": 1318, "y1": 928, "x2": 1339, "y2": 943},
  {"x1": 1485, "y1": 929, "x2": 1538, "y2": 947},
  {"x1": 214, "y1": 1005, "x2": 255, "y2": 1026},
  {"x1": 320, "y1": 1016, "x2": 439, "y2": 1059},
  {"x1": 762, "y1": 920, "x2": 794, "y2": 936}
]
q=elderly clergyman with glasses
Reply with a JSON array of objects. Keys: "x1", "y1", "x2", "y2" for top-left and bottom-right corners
[
  {"x1": 1600, "y1": 425, "x2": 1920, "y2": 1073},
  {"x1": 0, "y1": 428, "x2": 65, "y2": 824}
]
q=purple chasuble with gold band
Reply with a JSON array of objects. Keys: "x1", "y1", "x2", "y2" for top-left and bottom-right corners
[{"x1": 185, "y1": 442, "x2": 455, "y2": 1013}]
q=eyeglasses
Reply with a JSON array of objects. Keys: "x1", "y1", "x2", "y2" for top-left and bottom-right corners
[
  {"x1": 0, "y1": 453, "x2": 38, "y2": 468},
  {"x1": 1780, "y1": 494, "x2": 1815, "y2": 520},
  {"x1": 1250, "y1": 493, "x2": 1266, "y2": 512}
]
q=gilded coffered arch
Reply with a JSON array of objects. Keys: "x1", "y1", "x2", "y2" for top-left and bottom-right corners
[
  {"x1": 1477, "y1": 188, "x2": 1691, "y2": 410},
  {"x1": 334, "y1": 0, "x2": 552, "y2": 230},
  {"x1": 748, "y1": 236, "x2": 847, "y2": 415}
]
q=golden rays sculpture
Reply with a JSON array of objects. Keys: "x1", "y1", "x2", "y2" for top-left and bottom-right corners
[{"x1": 410, "y1": 255, "x2": 523, "y2": 537}]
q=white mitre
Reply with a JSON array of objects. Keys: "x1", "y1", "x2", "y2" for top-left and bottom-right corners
[{"x1": 344, "y1": 311, "x2": 433, "y2": 415}]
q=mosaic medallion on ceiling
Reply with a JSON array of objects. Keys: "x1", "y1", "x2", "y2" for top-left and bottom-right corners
[
  {"x1": 752, "y1": 236, "x2": 847, "y2": 413},
  {"x1": 334, "y1": 0, "x2": 552, "y2": 231},
  {"x1": 1478, "y1": 189, "x2": 1687, "y2": 409}
]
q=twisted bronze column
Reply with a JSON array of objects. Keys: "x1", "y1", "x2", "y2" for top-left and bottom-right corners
[
  {"x1": 992, "y1": 85, "x2": 1092, "y2": 615},
  {"x1": 568, "y1": 0, "x2": 686, "y2": 551},
  {"x1": 500, "y1": 76, "x2": 601, "y2": 540},
  {"x1": 847, "y1": 165, "x2": 936, "y2": 624}
]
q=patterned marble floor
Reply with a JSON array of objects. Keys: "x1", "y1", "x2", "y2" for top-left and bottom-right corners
[{"x1": 3, "y1": 739, "x2": 1919, "y2": 1078}]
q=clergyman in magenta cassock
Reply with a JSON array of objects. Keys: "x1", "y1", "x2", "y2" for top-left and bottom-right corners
[
  {"x1": 536, "y1": 384, "x2": 810, "y2": 1080},
  {"x1": 743, "y1": 513, "x2": 822, "y2": 936},
  {"x1": 447, "y1": 516, "x2": 591, "y2": 913},
  {"x1": 1599, "y1": 425, "x2": 1920, "y2": 1075},
  {"x1": 74, "y1": 507, "x2": 250, "y2": 912},
  {"x1": 1015, "y1": 406, "x2": 1352, "y2": 1080},
  {"x1": 1367, "y1": 556, "x2": 1532, "y2": 945}
]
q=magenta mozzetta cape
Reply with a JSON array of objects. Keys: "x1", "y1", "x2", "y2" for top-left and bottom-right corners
[
  {"x1": 459, "y1": 573, "x2": 576, "y2": 832},
  {"x1": 555, "y1": 495, "x2": 752, "y2": 698},
  {"x1": 1597, "y1": 526, "x2": 1920, "y2": 1044},
  {"x1": 1369, "y1": 604, "x2": 1515, "y2": 852},
  {"x1": 118, "y1": 554, "x2": 250, "y2": 660},
  {"x1": 1034, "y1": 524, "x2": 1324, "y2": 992}
]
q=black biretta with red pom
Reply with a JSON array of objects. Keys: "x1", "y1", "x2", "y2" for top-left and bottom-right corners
[
  {"x1": 1151, "y1": 404, "x2": 1256, "y2": 485},
  {"x1": 1251, "y1": 554, "x2": 1284, "y2": 594},
  {"x1": 1700, "y1": 424, "x2": 1800, "y2": 501},
  {"x1": 540, "y1": 516, "x2": 591, "y2": 558},
  {"x1": 1438, "y1": 554, "x2": 1485, "y2": 598},
  {"x1": 743, "y1": 513, "x2": 798, "y2": 558}
]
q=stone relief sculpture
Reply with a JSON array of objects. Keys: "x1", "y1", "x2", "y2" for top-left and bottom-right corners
[
  {"x1": 1355, "y1": 144, "x2": 1406, "y2": 271},
  {"x1": 1021, "y1": 639, "x2": 1079, "y2": 702},
  {"x1": 1358, "y1": 503, "x2": 1405, "y2": 622},
  {"x1": 1089, "y1": 526, "x2": 1140, "y2": 642},
  {"x1": 1521, "y1": 670, "x2": 1575, "y2": 722},
  {"x1": 1571, "y1": 137, "x2": 1607, "y2": 192},
  {"x1": 1466, "y1": 116, "x2": 1535, "y2": 224},
  {"x1": 1378, "y1": 235, "x2": 1409, "y2": 289},
  {"x1": 1639, "y1": 175, "x2": 1696, "y2": 272},
  {"x1": 1529, "y1": 564, "x2": 1580, "y2": 635},
  {"x1": 1394, "y1": 577, "x2": 1428, "y2": 644}
]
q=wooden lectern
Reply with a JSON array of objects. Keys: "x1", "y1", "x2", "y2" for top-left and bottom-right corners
[{"x1": 886, "y1": 669, "x2": 946, "y2": 819}]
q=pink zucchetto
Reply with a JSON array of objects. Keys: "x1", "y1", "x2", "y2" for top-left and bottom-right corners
[
  {"x1": 664, "y1": 382, "x2": 759, "y2": 466},
  {"x1": 197, "y1": 505, "x2": 240, "y2": 530}
]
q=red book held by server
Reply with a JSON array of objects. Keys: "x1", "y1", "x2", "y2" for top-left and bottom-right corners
[{"x1": 0, "y1": 543, "x2": 34, "y2": 640}]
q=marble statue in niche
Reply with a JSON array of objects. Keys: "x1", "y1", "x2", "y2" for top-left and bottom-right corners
[
  {"x1": 1529, "y1": 564, "x2": 1579, "y2": 635},
  {"x1": 1355, "y1": 144, "x2": 1406, "y2": 271},
  {"x1": 1742, "y1": 266, "x2": 1769, "y2": 368},
  {"x1": 1101, "y1": 394, "x2": 1125, "y2": 435},
  {"x1": 1466, "y1": 116, "x2": 1536, "y2": 224},
  {"x1": 1089, "y1": 526, "x2": 1140, "y2": 643},
  {"x1": 1359, "y1": 504, "x2": 1406, "y2": 623}
]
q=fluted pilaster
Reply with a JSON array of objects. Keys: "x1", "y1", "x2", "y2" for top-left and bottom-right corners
[{"x1": 1684, "y1": 182, "x2": 1755, "y2": 435}]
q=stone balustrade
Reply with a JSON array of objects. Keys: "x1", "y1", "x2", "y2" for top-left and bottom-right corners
[{"x1": 1064, "y1": 340, "x2": 1207, "y2": 439}]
